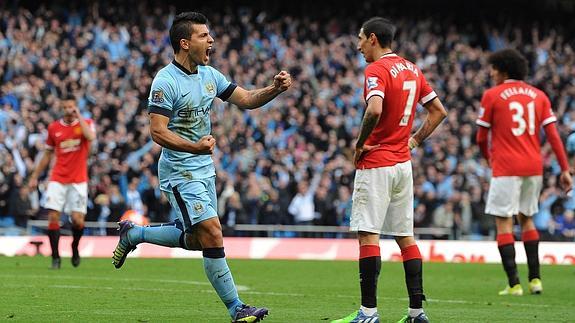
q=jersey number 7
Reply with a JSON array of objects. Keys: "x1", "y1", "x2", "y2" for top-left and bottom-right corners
[{"x1": 400, "y1": 80, "x2": 417, "y2": 126}]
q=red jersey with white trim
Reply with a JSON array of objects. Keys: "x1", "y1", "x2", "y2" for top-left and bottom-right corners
[
  {"x1": 46, "y1": 119, "x2": 94, "y2": 183},
  {"x1": 358, "y1": 53, "x2": 437, "y2": 169},
  {"x1": 476, "y1": 80, "x2": 556, "y2": 176}
]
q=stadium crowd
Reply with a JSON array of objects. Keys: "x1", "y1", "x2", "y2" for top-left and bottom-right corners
[{"x1": 1, "y1": 1, "x2": 574, "y2": 241}]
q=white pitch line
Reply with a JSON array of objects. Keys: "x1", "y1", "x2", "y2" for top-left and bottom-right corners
[
  {"x1": 335, "y1": 294, "x2": 551, "y2": 308},
  {"x1": 47, "y1": 284, "x2": 304, "y2": 297},
  {"x1": 2, "y1": 283, "x2": 300, "y2": 297},
  {"x1": 0, "y1": 275, "x2": 557, "y2": 308},
  {"x1": 0, "y1": 274, "x2": 249, "y2": 291}
]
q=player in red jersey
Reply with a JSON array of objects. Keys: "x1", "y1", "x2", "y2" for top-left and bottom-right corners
[
  {"x1": 332, "y1": 17, "x2": 447, "y2": 323},
  {"x1": 476, "y1": 49, "x2": 572, "y2": 296},
  {"x1": 28, "y1": 95, "x2": 96, "y2": 269}
]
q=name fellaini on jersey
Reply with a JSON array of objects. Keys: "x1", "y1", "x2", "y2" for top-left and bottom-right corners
[{"x1": 499, "y1": 86, "x2": 537, "y2": 100}]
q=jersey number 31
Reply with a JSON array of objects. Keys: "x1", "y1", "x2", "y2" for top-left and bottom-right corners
[{"x1": 509, "y1": 101, "x2": 535, "y2": 136}]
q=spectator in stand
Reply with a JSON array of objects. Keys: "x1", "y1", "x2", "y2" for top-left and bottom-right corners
[
  {"x1": 1, "y1": 2, "x2": 574, "y2": 241},
  {"x1": 551, "y1": 209, "x2": 575, "y2": 241}
]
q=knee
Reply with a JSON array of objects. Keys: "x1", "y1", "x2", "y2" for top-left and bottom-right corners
[
  {"x1": 73, "y1": 218, "x2": 85, "y2": 228},
  {"x1": 395, "y1": 236, "x2": 416, "y2": 249},
  {"x1": 184, "y1": 233, "x2": 202, "y2": 251},
  {"x1": 517, "y1": 213, "x2": 531, "y2": 225},
  {"x1": 48, "y1": 211, "x2": 60, "y2": 223},
  {"x1": 71, "y1": 214, "x2": 85, "y2": 229},
  {"x1": 198, "y1": 221, "x2": 223, "y2": 247}
]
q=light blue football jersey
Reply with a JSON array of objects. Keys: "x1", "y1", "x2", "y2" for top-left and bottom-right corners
[{"x1": 148, "y1": 61, "x2": 236, "y2": 192}]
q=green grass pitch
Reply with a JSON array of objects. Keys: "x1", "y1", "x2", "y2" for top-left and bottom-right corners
[{"x1": 0, "y1": 256, "x2": 573, "y2": 322}]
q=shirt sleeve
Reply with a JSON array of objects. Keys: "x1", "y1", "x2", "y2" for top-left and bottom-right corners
[
  {"x1": 364, "y1": 64, "x2": 385, "y2": 102},
  {"x1": 45, "y1": 124, "x2": 55, "y2": 149},
  {"x1": 476, "y1": 91, "x2": 494, "y2": 128},
  {"x1": 148, "y1": 76, "x2": 175, "y2": 118},
  {"x1": 540, "y1": 94, "x2": 557, "y2": 127},
  {"x1": 418, "y1": 72, "x2": 437, "y2": 105},
  {"x1": 211, "y1": 67, "x2": 237, "y2": 101}
]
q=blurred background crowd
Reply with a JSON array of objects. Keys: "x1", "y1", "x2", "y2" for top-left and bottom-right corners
[{"x1": 1, "y1": 0, "x2": 574, "y2": 241}]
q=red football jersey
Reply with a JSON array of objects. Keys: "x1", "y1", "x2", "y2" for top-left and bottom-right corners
[
  {"x1": 358, "y1": 53, "x2": 436, "y2": 169},
  {"x1": 476, "y1": 80, "x2": 556, "y2": 176},
  {"x1": 46, "y1": 119, "x2": 94, "y2": 183}
]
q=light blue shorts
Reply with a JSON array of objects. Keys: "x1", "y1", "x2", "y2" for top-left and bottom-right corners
[{"x1": 164, "y1": 176, "x2": 218, "y2": 232}]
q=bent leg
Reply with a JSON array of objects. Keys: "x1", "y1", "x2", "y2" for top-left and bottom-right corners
[{"x1": 126, "y1": 219, "x2": 198, "y2": 249}]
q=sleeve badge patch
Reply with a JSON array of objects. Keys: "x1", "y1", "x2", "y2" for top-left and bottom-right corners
[
  {"x1": 152, "y1": 90, "x2": 164, "y2": 103},
  {"x1": 478, "y1": 107, "x2": 485, "y2": 118},
  {"x1": 367, "y1": 77, "x2": 379, "y2": 90},
  {"x1": 205, "y1": 83, "x2": 216, "y2": 95}
]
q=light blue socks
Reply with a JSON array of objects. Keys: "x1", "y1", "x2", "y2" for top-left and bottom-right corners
[
  {"x1": 203, "y1": 248, "x2": 243, "y2": 317},
  {"x1": 127, "y1": 220, "x2": 186, "y2": 248}
]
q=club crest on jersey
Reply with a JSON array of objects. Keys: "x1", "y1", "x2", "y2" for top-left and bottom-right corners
[
  {"x1": 367, "y1": 77, "x2": 378, "y2": 90},
  {"x1": 205, "y1": 82, "x2": 216, "y2": 95},
  {"x1": 151, "y1": 90, "x2": 164, "y2": 103},
  {"x1": 192, "y1": 202, "x2": 205, "y2": 215}
]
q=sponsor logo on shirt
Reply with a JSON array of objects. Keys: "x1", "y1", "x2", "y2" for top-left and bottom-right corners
[
  {"x1": 60, "y1": 139, "x2": 82, "y2": 153},
  {"x1": 177, "y1": 106, "x2": 212, "y2": 118}
]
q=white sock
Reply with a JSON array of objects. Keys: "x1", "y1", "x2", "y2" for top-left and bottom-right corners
[
  {"x1": 408, "y1": 308, "x2": 424, "y2": 317},
  {"x1": 360, "y1": 305, "x2": 377, "y2": 316}
]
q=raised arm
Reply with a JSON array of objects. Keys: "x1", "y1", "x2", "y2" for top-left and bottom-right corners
[
  {"x1": 409, "y1": 97, "x2": 447, "y2": 148},
  {"x1": 73, "y1": 106, "x2": 96, "y2": 141},
  {"x1": 227, "y1": 71, "x2": 292, "y2": 110},
  {"x1": 149, "y1": 113, "x2": 215, "y2": 154}
]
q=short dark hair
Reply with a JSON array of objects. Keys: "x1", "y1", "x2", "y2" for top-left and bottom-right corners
[
  {"x1": 62, "y1": 94, "x2": 76, "y2": 101},
  {"x1": 487, "y1": 49, "x2": 528, "y2": 80},
  {"x1": 361, "y1": 17, "x2": 396, "y2": 48},
  {"x1": 169, "y1": 12, "x2": 208, "y2": 53}
]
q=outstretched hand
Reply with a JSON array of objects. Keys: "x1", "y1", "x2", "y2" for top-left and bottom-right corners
[{"x1": 273, "y1": 70, "x2": 292, "y2": 92}]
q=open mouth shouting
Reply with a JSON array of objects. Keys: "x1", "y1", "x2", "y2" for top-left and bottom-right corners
[{"x1": 205, "y1": 46, "x2": 212, "y2": 61}]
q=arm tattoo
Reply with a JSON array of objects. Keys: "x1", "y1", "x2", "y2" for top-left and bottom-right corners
[
  {"x1": 356, "y1": 110, "x2": 380, "y2": 148},
  {"x1": 245, "y1": 85, "x2": 281, "y2": 109},
  {"x1": 413, "y1": 118, "x2": 436, "y2": 144}
]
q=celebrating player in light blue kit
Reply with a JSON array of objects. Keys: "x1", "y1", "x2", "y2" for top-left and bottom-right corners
[{"x1": 112, "y1": 12, "x2": 291, "y2": 322}]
